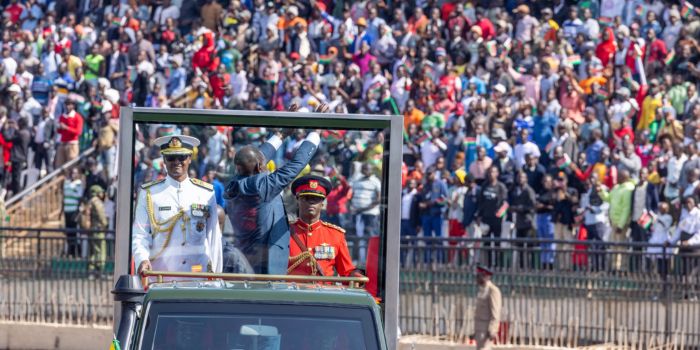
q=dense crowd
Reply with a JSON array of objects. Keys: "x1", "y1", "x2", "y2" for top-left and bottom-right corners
[{"x1": 1, "y1": 0, "x2": 700, "y2": 272}]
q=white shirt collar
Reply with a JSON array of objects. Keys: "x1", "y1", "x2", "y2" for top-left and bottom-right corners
[{"x1": 166, "y1": 175, "x2": 189, "y2": 188}]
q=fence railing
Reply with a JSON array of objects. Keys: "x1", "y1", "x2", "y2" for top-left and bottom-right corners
[
  {"x1": 5, "y1": 146, "x2": 96, "y2": 227},
  {"x1": 398, "y1": 237, "x2": 700, "y2": 348},
  {"x1": 1, "y1": 228, "x2": 698, "y2": 348}
]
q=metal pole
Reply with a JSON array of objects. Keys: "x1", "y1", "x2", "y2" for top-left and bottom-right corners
[
  {"x1": 663, "y1": 246, "x2": 671, "y2": 342},
  {"x1": 37, "y1": 229, "x2": 42, "y2": 257}
]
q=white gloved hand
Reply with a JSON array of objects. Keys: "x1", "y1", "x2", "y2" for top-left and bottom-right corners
[{"x1": 305, "y1": 131, "x2": 321, "y2": 146}]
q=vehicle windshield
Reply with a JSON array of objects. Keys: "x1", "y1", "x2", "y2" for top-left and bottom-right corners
[{"x1": 140, "y1": 302, "x2": 381, "y2": 350}]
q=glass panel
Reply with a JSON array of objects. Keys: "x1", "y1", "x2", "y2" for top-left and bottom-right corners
[{"x1": 127, "y1": 112, "x2": 391, "y2": 303}]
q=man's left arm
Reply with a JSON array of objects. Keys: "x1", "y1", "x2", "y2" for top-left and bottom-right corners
[
  {"x1": 207, "y1": 194, "x2": 223, "y2": 273},
  {"x1": 260, "y1": 134, "x2": 283, "y2": 164},
  {"x1": 258, "y1": 132, "x2": 320, "y2": 201},
  {"x1": 488, "y1": 286, "x2": 502, "y2": 339}
]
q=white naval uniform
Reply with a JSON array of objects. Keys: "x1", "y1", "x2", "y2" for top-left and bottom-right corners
[{"x1": 132, "y1": 176, "x2": 222, "y2": 273}]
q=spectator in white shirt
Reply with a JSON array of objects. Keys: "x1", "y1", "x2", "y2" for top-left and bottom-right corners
[
  {"x1": 153, "y1": 0, "x2": 180, "y2": 27},
  {"x1": 231, "y1": 61, "x2": 249, "y2": 103},
  {"x1": 421, "y1": 128, "x2": 448, "y2": 170},
  {"x1": 672, "y1": 197, "x2": 700, "y2": 277},
  {"x1": 513, "y1": 129, "x2": 541, "y2": 169}
]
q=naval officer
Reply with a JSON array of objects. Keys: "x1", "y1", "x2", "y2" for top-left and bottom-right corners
[{"x1": 132, "y1": 135, "x2": 222, "y2": 275}]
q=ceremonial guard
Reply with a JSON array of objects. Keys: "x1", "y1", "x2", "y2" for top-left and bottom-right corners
[
  {"x1": 287, "y1": 175, "x2": 363, "y2": 278},
  {"x1": 132, "y1": 135, "x2": 222, "y2": 275},
  {"x1": 473, "y1": 265, "x2": 502, "y2": 350}
]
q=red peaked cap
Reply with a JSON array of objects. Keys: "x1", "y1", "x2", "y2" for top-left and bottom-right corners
[
  {"x1": 476, "y1": 265, "x2": 493, "y2": 275},
  {"x1": 292, "y1": 175, "x2": 332, "y2": 198}
]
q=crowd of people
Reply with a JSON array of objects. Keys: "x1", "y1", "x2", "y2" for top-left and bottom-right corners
[{"x1": 1, "y1": 0, "x2": 700, "y2": 273}]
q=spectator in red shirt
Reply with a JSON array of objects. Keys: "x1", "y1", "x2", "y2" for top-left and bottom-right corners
[
  {"x1": 474, "y1": 9, "x2": 495, "y2": 41},
  {"x1": 192, "y1": 32, "x2": 219, "y2": 74},
  {"x1": 0, "y1": 127, "x2": 11, "y2": 188},
  {"x1": 4, "y1": 0, "x2": 24, "y2": 25},
  {"x1": 596, "y1": 27, "x2": 616, "y2": 68},
  {"x1": 644, "y1": 28, "x2": 668, "y2": 77},
  {"x1": 209, "y1": 63, "x2": 229, "y2": 104},
  {"x1": 55, "y1": 99, "x2": 84, "y2": 168},
  {"x1": 325, "y1": 170, "x2": 352, "y2": 229}
]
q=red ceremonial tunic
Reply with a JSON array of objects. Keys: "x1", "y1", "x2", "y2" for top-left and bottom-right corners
[{"x1": 288, "y1": 219, "x2": 355, "y2": 276}]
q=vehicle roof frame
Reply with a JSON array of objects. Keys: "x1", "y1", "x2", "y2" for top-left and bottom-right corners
[{"x1": 115, "y1": 107, "x2": 402, "y2": 349}]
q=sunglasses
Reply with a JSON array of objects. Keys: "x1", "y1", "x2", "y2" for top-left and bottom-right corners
[{"x1": 164, "y1": 155, "x2": 189, "y2": 162}]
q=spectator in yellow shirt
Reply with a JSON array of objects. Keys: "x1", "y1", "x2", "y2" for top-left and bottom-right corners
[{"x1": 637, "y1": 79, "x2": 663, "y2": 131}]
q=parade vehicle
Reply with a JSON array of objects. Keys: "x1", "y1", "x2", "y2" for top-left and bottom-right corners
[{"x1": 111, "y1": 108, "x2": 403, "y2": 350}]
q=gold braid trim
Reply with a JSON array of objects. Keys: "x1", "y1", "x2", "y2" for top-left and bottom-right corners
[
  {"x1": 288, "y1": 251, "x2": 318, "y2": 275},
  {"x1": 145, "y1": 189, "x2": 189, "y2": 262}
]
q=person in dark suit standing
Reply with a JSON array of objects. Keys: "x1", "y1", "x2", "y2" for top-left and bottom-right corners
[
  {"x1": 225, "y1": 124, "x2": 320, "y2": 275},
  {"x1": 510, "y1": 171, "x2": 537, "y2": 269},
  {"x1": 2, "y1": 117, "x2": 32, "y2": 197},
  {"x1": 106, "y1": 40, "x2": 129, "y2": 92},
  {"x1": 476, "y1": 166, "x2": 508, "y2": 267}
]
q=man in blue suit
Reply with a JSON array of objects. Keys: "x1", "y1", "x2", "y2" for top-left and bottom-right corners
[{"x1": 224, "y1": 129, "x2": 320, "y2": 274}]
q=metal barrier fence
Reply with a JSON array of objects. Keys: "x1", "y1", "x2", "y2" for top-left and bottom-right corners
[
  {"x1": 0, "y1": 228, "x2": 115, "y2": 325},
  {"x1": 399, "y1": 237, "x2": 700, "y2": 348},
  {"x1": 1, "y1": 228, "x2": 699, "y2": 348}
]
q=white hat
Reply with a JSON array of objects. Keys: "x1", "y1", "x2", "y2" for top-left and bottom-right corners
[
  {"x1": 8, "y1": 84, "x2": 21, "y2": 93},
  {"x1": 493, "y1": 141, "x2": 510, "y2": 153},
  {"x1": 98, "y1": 78, "x2": 111, "y2": 90},
  {"x1": 493, "y1": 84, "x2": 506, "y2": 94},
  {"x1": 101, "y1": 100, "x2": 113, "y2": 113},
  {"x1": 104, "y1": 89, "x2": 120, "y2": 104},
  {"x1": 154, "y1": 135, "x2": 200, "y2": 155},
  {"x1": 170, "y1": 55, "x2": 183, "y2": 67},
  {"x1": 287, "y1": 5, "x2": 299, "y2": 16}
]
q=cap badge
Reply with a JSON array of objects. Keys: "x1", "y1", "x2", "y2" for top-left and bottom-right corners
[
  {"x1": 310, "y1": 180, "x2": 318, "y2": 189},
  {"x1": 169, "y1": 137, "x2": 182, "y2": 148}
]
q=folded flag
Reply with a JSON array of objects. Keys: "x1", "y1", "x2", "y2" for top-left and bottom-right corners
[
  {"x1": 417, "y1": 133, "x2": 432, "y2": 144},
  {"x1": 463, "y1": 136, "x2": 477, "y2": 148},
  {"x1": 595, "y1": 89, "x2": 610, "y2": 100},
  {"x1": 681, "y1": 1, "x2": 696, "y2": 18},
  {"x1": 319, "y1": 50, "x2": 338, "y2": 65},
  {"x1": 110, "y1": 337, "x2": 121, "y2": 350},
  {"x1": 495, "y1": 202, "x2": 509, "y2": 218},
  {"x1": 503, "y1": 38, "x2": 512, "y2": 52},
  {"x1": 545, "y1": 140, "x2": 555, "y2": 154},
  {"x1": 566, "y1": 55, "x2": 582, "y2": 66},
  {"x1": 664, "y1": 50, "x2": 675, "y2": 66},
  {"x1": 556, "y1": 154, "x2": 571, "y2": 169},
  {"x1": 598, "y1": 16, "x2": 614, "y2": 26},
  {"x1": 485, "y1": 41, "x2": 497, "y2": 57},
  {"x1": 637, "y1": 211, "x2": 654, "y2": 230}
]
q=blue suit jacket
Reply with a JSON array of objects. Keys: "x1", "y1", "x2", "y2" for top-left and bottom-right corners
[{"x1": 225, "y1": 140, "x2": 317, "y2": 274}]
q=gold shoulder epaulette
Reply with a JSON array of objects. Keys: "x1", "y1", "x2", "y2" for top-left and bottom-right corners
[
  {"x1": 141, "y1": 178, "x2": 165, "y2": 189},
  {"x1": 190, "y1": 178, "x2": 214, "y2": 191},
  {"x1": 322, "y1": 221, "x2": 346, "y2": 234}
]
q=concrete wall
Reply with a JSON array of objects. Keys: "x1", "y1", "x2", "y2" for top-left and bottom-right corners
[
  {"x1": 0, "y1": 322, "x2": 605, "y2": 350},
  {"x1": 0, "y1": 322, "x2": 111, "y2": 350},
  {"x1": 397, "y1": 336, "x2": 592, "y2": 350}
]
